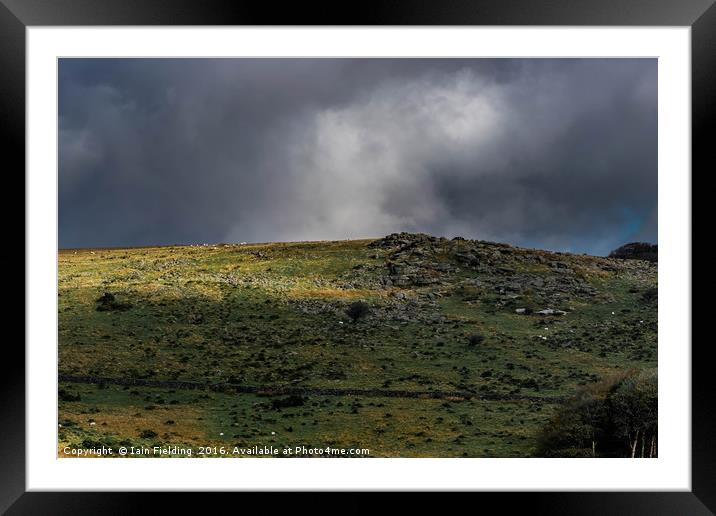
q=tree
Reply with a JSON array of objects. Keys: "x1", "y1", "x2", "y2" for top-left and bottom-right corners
[
  {"x1": 607, "y1": 369, "x2": 658, "y2": 458},
  {"x1": 536, "y1": 369, "x2": 657, "y2": 457}
]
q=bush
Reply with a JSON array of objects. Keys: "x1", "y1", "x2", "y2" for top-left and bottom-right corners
[
  {"x1": 608, "y1": 369, "x2": 658, "y2": 457},
  {"x1": 58, "y1": 388, "x2": 81, "y2": 402},
  {"x1": 271, "y1": 395, "x2": 306, "y2": 410},
  {"x1": 536, "y1": 369, "x2": 657, "y2": 457},
  {"x1": 345, "y1": 301, "x2": 370, "y2": 322},
  {"x1": 468, "y1": 334, "x2": 485, "y2": 347},
  {"x1": 96, "y1": 292, "x2": 131, "y2": 312},
  {"x1": 641, "y1": 287, "x2": 658, "y2": 303}
]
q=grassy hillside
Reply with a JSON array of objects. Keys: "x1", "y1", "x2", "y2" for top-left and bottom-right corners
[{"x1": 58, "y1": 233, "x2": 657, "y2": 457}]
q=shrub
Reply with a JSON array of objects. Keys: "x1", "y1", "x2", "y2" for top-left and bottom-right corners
[
  {"x1": 468, "y1": 334, "x2": 485, "y2": 347},
  {"x1": 608, "y1": 369, "x2": 658, "y2": 458},
  {"x1": 641, "y1": 287, "x2": 658, "y2": 303},
  {"x1": 58, "y1": 388, "x2": 81, "y2": 402},
  {"x1": 345, "y1": 301, "x2": 370, "y2": 322},
  {"x1": 536, "y1": 369, "x2": 657, "y2": 457},
  {"x1": 271, "y1": 395, "x2": 306, "y2": 410},
  {"x1": 96, "y1": 292, "x2": 131, "y2": 312}
]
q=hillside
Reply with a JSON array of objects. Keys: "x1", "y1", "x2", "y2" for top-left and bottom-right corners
[{"x1": 58, "y1": 233, "x2": 657, "y2": 457}]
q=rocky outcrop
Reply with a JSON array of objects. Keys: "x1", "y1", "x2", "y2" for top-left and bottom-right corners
[
  {"x1": 368, "y1": 232, "x2": 446, "y2": 249},
  {"x1": 368, "y1": 233, "x2": 599, "y2": 302},
  {"x1": 609, "y1": 242, "x2": 657, "y2": 263},
  {"x1": 286, "y1": 233, "x2": 655, "y2": 326}
]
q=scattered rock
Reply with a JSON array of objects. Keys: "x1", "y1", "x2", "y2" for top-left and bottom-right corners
[{"x1": 536, "y1": 309, "x2": 567, "y2": 316}]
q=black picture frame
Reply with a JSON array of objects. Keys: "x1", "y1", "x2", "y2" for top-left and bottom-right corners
[{"x1": 3, "y1": 1, "x2": 710, "y2": 513}]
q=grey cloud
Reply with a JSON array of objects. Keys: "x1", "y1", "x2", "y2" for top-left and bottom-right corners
[{"x1": 59, "y1": 58, "x2": 656, "y2": 255}]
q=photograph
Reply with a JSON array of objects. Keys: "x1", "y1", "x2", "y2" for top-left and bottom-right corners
[
  {"x1": 3, "y1": 0, "x2": 708, "y2": 506},
  {"x1": 56, "y1": 57, "x2": 659, "y2": 459}
]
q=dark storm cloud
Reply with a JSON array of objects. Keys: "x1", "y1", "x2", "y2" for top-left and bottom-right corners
[{"x1": 59, "y1": 58, "x2": 656, "y2": 255}]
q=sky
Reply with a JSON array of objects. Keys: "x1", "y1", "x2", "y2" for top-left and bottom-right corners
[{"x1": 58, "y1": 58, "x2": 657, "y2": 255}]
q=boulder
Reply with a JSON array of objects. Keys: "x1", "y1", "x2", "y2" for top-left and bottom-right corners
[{"x1": 536, "y1": 309, "x2": 567, "y2": 316}]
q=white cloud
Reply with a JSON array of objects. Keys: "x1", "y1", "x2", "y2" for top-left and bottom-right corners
[{"x1": 267, "y1": 71, "x2": 508, "y2": 241}]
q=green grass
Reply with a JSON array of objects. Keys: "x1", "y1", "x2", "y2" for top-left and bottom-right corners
[
  {"x1": 58, "y1": 382, "x2": 558, "y2": 458},
  {"x1": 58, "y1": 238, "x2": 657, "y2": 457}
]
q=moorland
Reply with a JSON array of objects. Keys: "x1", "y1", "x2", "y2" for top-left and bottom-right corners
[{"x1": 58, "y1": 233, "x2": 657, "y2": 457}]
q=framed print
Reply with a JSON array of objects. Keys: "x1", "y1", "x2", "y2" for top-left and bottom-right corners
[{"x1": 3, "y1": 0, "x2": 712, "y2": 513}]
